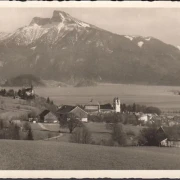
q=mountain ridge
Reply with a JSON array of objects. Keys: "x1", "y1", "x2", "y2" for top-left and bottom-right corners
[{"x1": 0, "y1": 10, "x2": 180, "y2": 85}]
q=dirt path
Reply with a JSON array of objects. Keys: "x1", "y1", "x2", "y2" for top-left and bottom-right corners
[
  {"x1": 38, "y1": 123, "x2": 49, "y2": 131},
  {"x1": 43, "y1": 133, "x2": 63, "y2": 141}
]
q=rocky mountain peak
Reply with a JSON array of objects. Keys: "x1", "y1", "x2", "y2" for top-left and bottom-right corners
[
  {"x1": 51, "y1": 10, "x2": 72, "y2": 23},
  {"x1": 29, "y1": 17, "x2": 51, "y2": 26}
]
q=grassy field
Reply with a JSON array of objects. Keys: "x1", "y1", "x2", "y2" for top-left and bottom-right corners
[
  {"x1": 30, "y1": 123, "x2": 59, "y2": 140},
  {"x1": 84, "y1": 122, "x2": 143, "y2": 144},
  {"x1": 33, "y1": 83, "x2": 180, "y2": 112},
  {"x1": 0, "y1": 140, "x2": 180, "y2": 170},
  {"x1": 45, "y1": 122, "x2": 143, "y2": 144}
]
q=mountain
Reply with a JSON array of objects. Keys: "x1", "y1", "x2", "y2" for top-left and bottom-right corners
[{"x1": 0, "y1": 10, "x2": 180, "y2": 85}]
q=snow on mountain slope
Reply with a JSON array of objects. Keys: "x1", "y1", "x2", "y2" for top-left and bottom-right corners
[
  {"x1": 138, "y1": 41, "x2": 144, "y2": 48},
  {"x1": 125, "y1": 35, "x2": 134, "y2": 41},
  {"x1": 0, "y1": 32, "x2": 11, "y2": 41},
  {"x1": 0, "y1": 10, "x2": 93, "y2": 46},
  {"x1": 0, "y1": 10, "x2": 180, "y2": 86}
]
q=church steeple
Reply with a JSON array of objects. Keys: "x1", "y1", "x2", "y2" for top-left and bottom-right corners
[{"x1": 113, "y1": 97, "x2": 121, "y2": 113}]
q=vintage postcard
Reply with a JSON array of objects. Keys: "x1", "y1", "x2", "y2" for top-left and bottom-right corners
[{"x1": 0, "y1": 1, "x2": 180, "y2": 178}]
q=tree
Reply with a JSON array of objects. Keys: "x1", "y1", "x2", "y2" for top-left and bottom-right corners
[
  {"x1": 27, "y1": 127, "x2": 33, "y2": 140},
  {"x1": 7, "y1": 89, "x2": 15, "y2": 97},
  {"x1": 23, "y1": 122, "x2": 31, "y2": 131},
  {"x1": 132, "y1": 103, "x2": 136, "y2": 112},
  {"x1": 138, "y1": 127, "x2": 159, "y2": 146},
  {"x1": 8, "y1": 124, "x2": 20, "y2": 140},
  {"x1": 0, "y1": 119, "x2": 3, "y2": 130},
  {"x1": 112, "y1": 123, "x2": 127, "y2": 146},
  {"x1": 17, "y1": 89, "x2": 22, "y2": 97},
  {"x1": 46, "y1": 97, "x2": 50, "y2": 104},
  {"x1": 67, "y1": 113, "x2": 82, "y2": 133},
  {"x1": 59, "y1": 113, "x2": 82, "y2": 133},
  {"x1": 70, "y1": 125, "x2": 92, "y2": 144}
]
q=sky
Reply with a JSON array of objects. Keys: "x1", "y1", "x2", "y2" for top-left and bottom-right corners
[{"x1": 0, "y1": 8, "x2": 180, "y2": 46}]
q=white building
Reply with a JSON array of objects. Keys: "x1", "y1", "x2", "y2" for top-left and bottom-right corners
[{"x1": 113, "y1": 97, "x2": 121, "y2": 113}]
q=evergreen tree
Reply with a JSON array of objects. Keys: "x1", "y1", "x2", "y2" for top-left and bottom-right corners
[
  {"x1": 27, "y1": 127, "x2": 33, "y2": 140},
  {"x1": 133, "y1": 103, "x2": 136, "y2": 112},
  {"x1": 0, "y1": 119, "x2": 3, "y2": 130},
  {"x1": 46, "y1": 97, "x2": 50, "y2": 104}
]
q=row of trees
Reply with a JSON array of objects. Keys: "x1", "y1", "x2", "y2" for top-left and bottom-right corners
[
  {"x1": 46, "y1": 97, "x2": 54, "y2": 105},
  {"x1": 0, "y1": 89, "x2": 16, "y2": 97},
  {"x1": 88, "y1": 113, "x2": 139, "y2": 125},
  {"x1": 0, "y1": 88, "x2": 35, "y2": 100},
  {"x1": 121, "y1": 103, "x2": 161, "y2": 115}
]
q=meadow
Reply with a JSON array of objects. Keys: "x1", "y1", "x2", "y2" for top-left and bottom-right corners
[
  {"x1": 34, "y1": 83, "x2": 180, "y2": 112},
  {"x1": 0, "y1": 140, "x2": 180, "y2": 170},
  {"x1": 44, "y1": 122, "x2": 143, "y2": 144}
]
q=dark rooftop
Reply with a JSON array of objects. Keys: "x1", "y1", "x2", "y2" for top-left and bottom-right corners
[
  {"x1": 39, "y1": 109, "x2": 50, "y2": 117},
  {"x1": 100, "y1": 103, "x2": 113, "y2": 110},
  {"x1": 57, "y1": 105, "x2": 76, "y2": 114}
]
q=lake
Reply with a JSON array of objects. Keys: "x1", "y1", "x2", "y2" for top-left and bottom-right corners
[{"x1": 34, "y1": 83, "x2": 180, "y2": 112}]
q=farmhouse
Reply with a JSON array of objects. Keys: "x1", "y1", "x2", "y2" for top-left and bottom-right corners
[
  {"x1": 160, "y1": 138, "x2": 180, "y2": 147},
  {"x1": 38, "y1": 110, "x2": 58, "y2": 123},
  {"x1": 138, "y1": 113, "x2": 155, "y2": 123},
  {"x1": 57, "y1": 105, "x2": 88, "y2": 122},
  {"x1": 157, "y1": 126, "x2": 180, "y2": 148},
  {"x1": 84, "y1": 99, "x2": 100, "y2": 113}
]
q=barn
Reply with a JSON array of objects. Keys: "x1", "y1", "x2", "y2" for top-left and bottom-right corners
[
  {"x1": 38, "y1": 110, "x2": 58, "y2": 123},
  {"x1": 57, "y1": 105, "x2": 88, "y2": 122}
]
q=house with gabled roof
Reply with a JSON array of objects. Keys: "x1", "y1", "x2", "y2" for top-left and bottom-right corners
[
  {"x1": 38, "y1": 109, "x2": 58, "y2": 123},
  {"x1": 157, "y1": 126, "x2": 180, "y2": 147},
  {"x1": 57, "y1": 105, "x2": 88, "y2": 122}
]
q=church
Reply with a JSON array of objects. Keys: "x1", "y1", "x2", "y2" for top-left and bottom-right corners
[{"x1": 84, "y1": 97, "x2": 121, "y2": 114}]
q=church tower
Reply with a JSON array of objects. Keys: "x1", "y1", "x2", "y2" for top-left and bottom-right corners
[{"x1": 113, "y1": 97, "x2": 121, "y2": 113}]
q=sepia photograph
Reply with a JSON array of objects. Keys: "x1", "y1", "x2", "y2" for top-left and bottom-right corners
[{"x1": 0, "y1": 2, "x2": 180, "y2": 176}]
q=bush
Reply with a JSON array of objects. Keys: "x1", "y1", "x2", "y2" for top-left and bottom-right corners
[
  {"x1": 88, "y1": 114, "x2": 103, "y2": 122},
  {"x1": 7, "y1": 124, "x2": 20, "y2": 140},
  {"x1": 23, "y1": 122, "x2": 31, "y2": 131},
  {"x1": 16, "y1": 105, "x2": 20, "y2": 109},
  {"x1": 126, "y1": 130, "x2": 135, "y2": 137},
  {"x1": 112, "y1": 123, "x2": 127, "y2": 146},
  {"x1": 28, "y1": 110, "x2": 37, "y2": 118},
  {"x1": 70, "y1": 126, "x2": 92, "y2": 144},
  {"x1": 138, "y1": 127, "x2": 159, "y2": 146},
  {"x1": 19, "y1": 114, "x2": 28, "y2": 121},
  {"x1": 26, "y1": 128, "x2": 33, "y2": 140}
]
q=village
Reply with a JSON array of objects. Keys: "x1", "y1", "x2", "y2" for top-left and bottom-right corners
[{"x1": 0, "y1": 85, "x2": 180, "y2": 148}]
